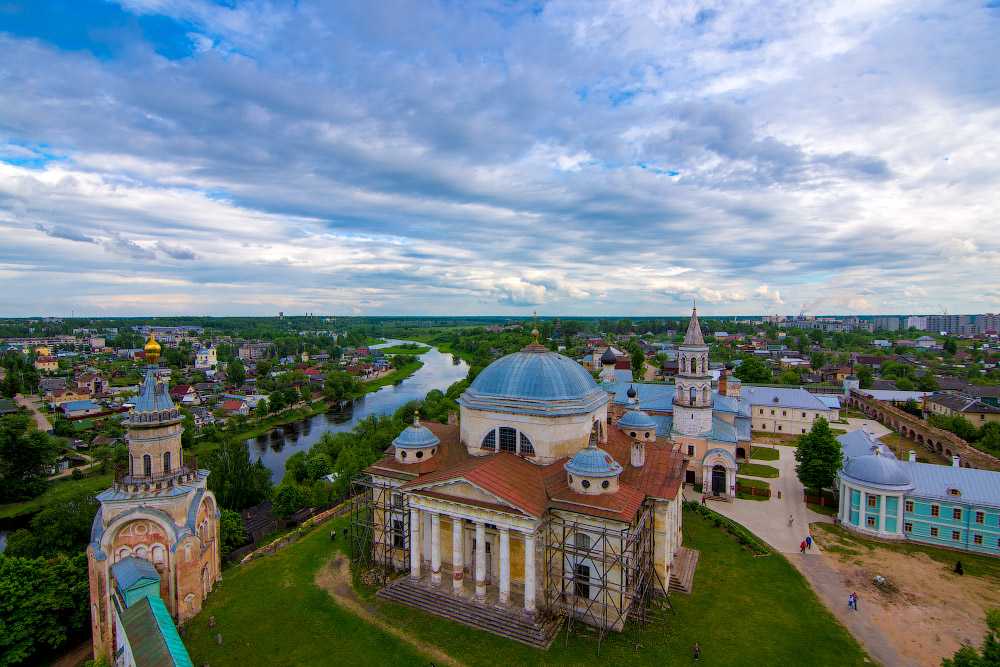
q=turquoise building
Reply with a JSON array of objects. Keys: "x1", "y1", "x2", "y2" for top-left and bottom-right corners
[
  {"x1": 111, "y1": 557, "x2": 194, "y2": 667},
  {"x1": 837, "y1": 430, "x2": 1000, "y2": 556}
]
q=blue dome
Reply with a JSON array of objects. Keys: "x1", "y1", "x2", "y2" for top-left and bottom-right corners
[
  {"x1": 618, "y1": 409, "x2": 657, "y2": 430},
  {"x1": 392, "y1": 423, "x2": 440, "y2": 449},
  {"x1": 565, "y1": 446, "x2": 624, "y2": 478},
  {"x1": 842, "y1": 453, "x2": 913, "y2": 489},
  {"x1": 459, "y1": 349, "x2": 608, "y2": 417}
]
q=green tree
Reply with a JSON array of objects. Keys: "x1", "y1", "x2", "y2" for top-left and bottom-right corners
[
  {"x1": 944, "y1": 337, "x2": 959, "y2": 355},
  {"x1": 305, "y1": 451, "x2": 333, "y2": 480},
  {"x1": 272, "y1": 484, "x2": 309, "y2": 517},
  {"x1": 219, "y1": 509, "x2": 247, "y2": 557},
  {"x1": 254, "y1": 398, "x2": 270, "y2": 418},
  {"x1": 4, "y1": 489, "x2": 99, "y2": 558},
  {"x1": 205, "y1": 439, "x2": 273, "y2": 510},
  {"x1": 630, "y1": 349, "x2": 646, "y2": 376},
  {"x1": 284, "y1": 451, "x2": 309, "y2": 484},
  {"x1": 227, "y1": 358, "x2": 246, "y2": 387},
  {"x1": 941, "y1": 608, "x2": 1000, "y2": 667},
  {"x1": 777, "y1": 369, "x2": 801, "y2": 385},
  {"x1": 977, "y1": 422, "x2": 1000, "y2": 456},
  {"x1": 0, "y1": 414, "x2": 59, "y2": 502},
  {"x1": 795, "y1": 418, "x2": 844, "y2": 494},
  {"x1": 0, "y1": 552, "x2": 90, "y2": 666},
  {"x1": 856, "y1": 365, "x2": 874, "y2": 389},
  {"x1": 734, "y1": 356, "x2": 772, "y2": 384}
]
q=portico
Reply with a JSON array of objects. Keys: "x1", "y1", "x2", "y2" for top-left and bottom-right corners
[
  {"x1": 407, "y1": 496, "x2": 540, "y2": 614},
  {"x1": 702, "y1": 448, "x2": 738, "y2": 499}
]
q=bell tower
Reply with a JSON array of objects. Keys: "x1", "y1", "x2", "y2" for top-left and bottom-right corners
[
  {"x1": 87, "y1": 332, "x2": 221, "y2": 663},
  {"x1": 673, "y1": 305, "x2": 713, "y2": 435}
]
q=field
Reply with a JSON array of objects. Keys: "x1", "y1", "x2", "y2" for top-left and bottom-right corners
[
  {"x1": 749, "y1": 446, "x2": 779, "y2": 461},
  {"x1": 737, "y1": 462, "x2": 779, "y2": 478},
  {"x1": 185, "y1": 510, "x2": 870, "y2": 666}
]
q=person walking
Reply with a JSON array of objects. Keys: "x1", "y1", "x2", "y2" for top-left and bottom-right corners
[
  {"x1": 692, "y1": 642, "x2": 701, "y2": 661},
  {"x1": 805, "y1": 535, "x2": 813, "y2": 550},
  {"x1": 800, "y1": 540, "x2": 806, "y2": 554},
  {"x1": 848, "y1": 593, "x2": 855, "y2": 611},
  {"x1": 852, "y1": 592, "x2": 859, "y2": 611},
  {"x1": 788, "y1": 514, "x2": 794, "y2": 527}
]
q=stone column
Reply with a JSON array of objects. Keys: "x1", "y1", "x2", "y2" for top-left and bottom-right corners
[
  {"x1": 431, "y1": 512, "x2": 441, "y2": 586},
  {"x1": 452, "y1": 517, "x2": 464, "y2": 594},
  {"x1": 409, "y1": 508, "x2": 421, "y2": 579},
  {"x1": 475, "y1": 522, "x2": 487, "y2": 602},
  {"x1": 498, "y1": 527, "x2": 510, "y2": 606},
  {"x1": 897, "y1": 494, "x2": 905, "y2": 536},
  {"x1": 523, "y1": 531, "x2": 536, "y2": 614}
]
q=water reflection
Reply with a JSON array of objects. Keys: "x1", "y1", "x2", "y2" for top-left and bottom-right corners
[{"x1": 246, "y1": 340, "x2": 469, "y2": 482}]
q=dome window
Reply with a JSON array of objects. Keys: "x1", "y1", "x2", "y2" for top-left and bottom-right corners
[
  {"x1": 481, "y1": 429, "x2": 496, "y2": 451},
  {"x1": 629, "y1": 431, "x2": 636, "y2": 438},
  {"x1": 416, "y1": 451, "x2": 423, "y2": 459},
  {"x1": 401, "y1": 451, "x2": 407, "y2": 459},
  {"x1": 601, "y1": 480, "x2": 610, "y2": 489},
  {"x1": 582, "y1": 479, "x2": 591, "y2": 489}
]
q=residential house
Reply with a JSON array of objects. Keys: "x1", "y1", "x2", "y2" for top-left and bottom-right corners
[
  {"x1": 924, "y1": 393, "x2": 1000, "y2": 426},
  {"x1": 169, "y1": 384, "x2": 200, "y2": 405},
  {"x1": 916, "y1": 335, "x2": 939, "y2": 349},
  {"x1": 221, "y1": 399, "x2": 250, "y2": 416},
  {"x1": 48, "y1": 388, "x2": 92, "y2": 408},
  {"x1": 60, "y1": 399, "x2": 103, "y2": 418},
  {"x1": 34, "y1": 355, "x2": 59, "y2": 372}
]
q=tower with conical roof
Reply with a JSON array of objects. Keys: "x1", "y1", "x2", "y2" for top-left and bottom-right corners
[
  {"x1": 673, "y1": 305, "x2": 713, "y2": 435},
  {"x1": 86, "y1": 332, "x2": 221, "y2": 663}
]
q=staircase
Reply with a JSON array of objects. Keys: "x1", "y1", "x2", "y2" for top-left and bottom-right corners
[
  {"x1": 669, "y1": 547, "x2": 699, "y2": 594},
  {"x1": 377, "y1": 578, "x2": 561, "y2": 649}
]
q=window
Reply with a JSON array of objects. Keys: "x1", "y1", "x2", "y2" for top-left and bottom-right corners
[
  {"x1": 163, "y1": 451, "x2": 171, "y2": 473},
  {"x1": 801, "y1": 412, "x2": 806, "y2": 418},
  {"x1": 687, "y1": 445, "x2": 695, "y2": 456},
  {"x1": 392, "y1": 519, "x2": 405, "y2": 549},
  {"x1": 400, "y1": 450, "x2": 407, "y2": 459},
  {"x1": 689, "y1": 387, "x2": 697, "y2": 405},
  {"x1": 574, "y1": 532, "x2": 591, "y2": 551},
  {"x1": 952, "y1": 508, "x2": 962, "y2": 521},
  {"x1": 931, "y1": 504, "x2": 940, "y2": 517},
  {"x1": 948, "y1": 488, "x2": 961, "y2": 497},
  {"x1": 802, "y1": 429, "x2": 806, "y2": 434},
  {"x1": 519, "y1": 432, "x2": 535, "y2": 456},
  {"x1": 867, "y1": 495, "x2": 877, "y2": 508},
  {"x1": 574, "y1": 562, "x2": 591, "y2": 599},
  {"x1": 905, "y1": 500, "x2": 914, "y2": 512},
  {"x1": 770, "y1": 409, "x2": 775, "y2": 415},
  {"x1": 481, "y1": 429, "x2": 496, "y2": 451},
  {"x1": 976, "y1": 511, "x2": 985, "y2": 524},
  {"x1": 690, "y1": 358, "x2": 697, "y2": 374},
  {"x1": 930, "y1": 526, "x2": 939, "y2": 537},
  {"x1": 629, "y1": 431, "x2": 636, "y2": 438},
  {"x1": 416, "y1": 451, "x2": 423, "y2": 459},
  {"x1": 759, "y1": 409, "x2": 764, "y2": 415},
  {"x1": 904, "y1": 522, "x2": 912, "y2": 532},
  {"x1": 866, "y1": 516, "x2": 876, "y2": 528},
  {"x1": 143, "y1": 454, "x2": 151, "y2": 477},
  {"x1": 601, "y1": 480, "x2": 610, "y2": 489},
  {"x1": 782, "y1": 410, "x2": 787, "y2": 417},
  {"x1": 499, "y1": 427, "x2": 517, "y2": 453},
  {"x1": 582, "y1": 479, "x2": 591, "y2": 489},
  {"x1": 974, "y1": 534, "x2": 983, "y2": 545},
  {"x1": 777, "y1": 425, "x2": 782, "y2": 431},
  {"x1": 952, "y1": 530, "x2": 961, "y2": 541}
]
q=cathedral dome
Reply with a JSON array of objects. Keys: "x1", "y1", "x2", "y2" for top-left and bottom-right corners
[
  {"x1": 460, "y1": 346, "x2": 607, "y2": 417},
  {"x1": 393, "y1": 419, "x2": 440, "y2": 449},
  {"x1": 143, "y1": 332, "x2": 161, "y2": 364},
  {"x1": 565, "y1": 445, "x2": 623, "y2": 478},
  {"x1": 842, "y1": 450, "x2": 914, "y2": 489}
]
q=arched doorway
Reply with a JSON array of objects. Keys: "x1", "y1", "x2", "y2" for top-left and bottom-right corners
[
  {"x1": 711, "y1": 465, "x2": 727, "y2": 496},
  {"x1": 736, "y1": 447, "x2": 747, "y2": 462}
]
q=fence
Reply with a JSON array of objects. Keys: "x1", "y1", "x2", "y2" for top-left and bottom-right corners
[{"x1": 735, "y1": 482, "x2": 772, "y2": 499}]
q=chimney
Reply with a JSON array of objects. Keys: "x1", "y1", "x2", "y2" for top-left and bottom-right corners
[
  {"x1": 952, "y1": 455, "x2": 960, "y2": 468},
  {"x1": 718, "y1": 369, "x2": 728, "y2": 397},
  {"x1": 631, "y1": 440, "x2": 646, "y2": 468},
  {"x1": 908, "y1": 450, "x2": 916, "y2": 462},
  {"x1": 447, "y1": 411, "x2": 458, "y2": 426}
]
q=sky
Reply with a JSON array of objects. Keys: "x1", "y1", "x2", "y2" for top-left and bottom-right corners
[{"x1": 0, "y1": 1, "x2": 998, "y2": 318}]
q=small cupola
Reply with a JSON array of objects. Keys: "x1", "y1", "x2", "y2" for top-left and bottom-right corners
[
  {"x1": 600, "y1": 347, "x2": 617, "y2": 366},
  {"x1": 626, "y1": 384, "x2": 638, "y2": 403},
  {"x1": 618, "y1": 407, "x2": 656, "y2": 469},
  {"x1": 392, "y1": 411, "x2": 440, "y2": 464},
  {"x1": 564, "y1": 427, "x2": 623, "y2": 495}
]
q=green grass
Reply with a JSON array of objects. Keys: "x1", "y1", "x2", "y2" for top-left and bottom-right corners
[
  {"x1": 807, "y1": 502, "x2": 838, "y2": 517},
  {"x1": 0, "y1": 471, "x2": 112, "y2": 521},
  {"x1": 376, "y1": 344, "x2": 429, "y2": 356},
  {"x1": 738, "y1": 462, "x2": 780, "y2": 478},
  {"x1": 749, "y1": 446, "x2": 779, "y2": 461},
  {"x1": 361, "y1": 360, "x2": 424, "y2": 394},
  {"x1": 812, "y1": 522, "x2": 1000, "y2": 581},
  {"x1": 187, "y1": 510, "x2": 870, "y2": 667},
  {"x1": 735, "y1": 476, "x2": 771, "y2": 501}
]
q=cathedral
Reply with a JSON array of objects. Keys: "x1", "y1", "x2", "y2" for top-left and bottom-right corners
[
  {"x1": 351, "y1": 316, "x2": 711, "y2": 645},
  {"x1": 87, "y1": 333, "x2": 221, "y2": 664}
]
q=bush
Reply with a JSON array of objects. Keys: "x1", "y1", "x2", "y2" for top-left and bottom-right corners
[
  {"x1": 273, "y1": 484, "x2": 309, "y2": 518},
  {"x1": 219, "y1": 509, "x2": 248, "y2": 557}
]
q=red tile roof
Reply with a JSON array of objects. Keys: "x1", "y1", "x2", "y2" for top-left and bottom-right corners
[{"x1": 366, "y1": 421, "x2": 687, "y2": 523}]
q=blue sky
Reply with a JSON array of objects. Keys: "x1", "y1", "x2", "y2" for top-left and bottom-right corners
[{"x1": 0, "y1": 0, "x2": 998, "y2": 317}]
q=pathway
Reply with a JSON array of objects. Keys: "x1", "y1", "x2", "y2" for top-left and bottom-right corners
[
  {"x1": 684, "y1": 444, "x2": 907, "y2": 666},
  {"x1": 15, "y1": 393, "x2": 52, "y2": 432},
  {"x1": 315, "y1": 554, "x2": 466, "y2": 667},
  {"x1": 844, "y1": 417, "x2": 890, "y2": 438}
]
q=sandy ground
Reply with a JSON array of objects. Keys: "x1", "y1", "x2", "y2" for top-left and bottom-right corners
[
  {"x1": 315, "y1": 554, "x2": 466, "y2": 667},
  {"x1": 814, "y1": 525, "x2": 1000, "y2": 667}
]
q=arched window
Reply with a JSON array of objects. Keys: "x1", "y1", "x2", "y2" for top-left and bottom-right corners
[
  {"x1": 690, "y1": 357, "x2": 697, "y2": 374},
  {"x1": 163, "y1": 451, "x2": 171, "y2": 473},
  {"x1": 481, "y1": 429, "x2": 496, "y2": 451},
  {"x1": 143, "y1": 454, "x2": 152, "y2": 477},
  {"x1": 519, "y1": 432, "x2": 535, "y2": 456},
  {"x1": 499, "y1": 427, "x2": 517, "y2": 453},
  {"x1": 703, "y1": 387, "x2": 711, "y2": 404},
  {"x1": 689, "y1": 386, "x2": 697, "y2": 405}
]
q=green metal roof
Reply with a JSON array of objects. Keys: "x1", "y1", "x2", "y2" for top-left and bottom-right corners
[{"x1": 120, "y1": 596, "x2": 194, "y2": 667}]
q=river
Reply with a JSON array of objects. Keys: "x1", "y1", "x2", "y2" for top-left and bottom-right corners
[{"x1": 245, "y1": 340, "x2": 469, "y2": 483}]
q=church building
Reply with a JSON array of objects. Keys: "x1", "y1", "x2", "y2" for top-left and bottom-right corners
[
  {"x1": 351, "y1": 328, "x2": 692, "y2": 646},
  {"x1": 87, "y1": 333, "x2": 221, "y2": 664}
]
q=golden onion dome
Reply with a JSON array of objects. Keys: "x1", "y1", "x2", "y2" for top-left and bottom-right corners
[{"x1": 143, "y1": 332, "x2": 161, "y2": 363}]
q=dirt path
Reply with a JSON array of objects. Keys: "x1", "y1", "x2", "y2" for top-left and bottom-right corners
[
  {"x1": 15, "y1": 393, "x2": 51, "y2": 432},
  {"x1": 315, "y1": 554, "x2": 465, "y2": 667}
]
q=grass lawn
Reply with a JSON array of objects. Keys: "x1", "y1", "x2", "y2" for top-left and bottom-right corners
[
  {"x1": 737, "y1": 462, "x2": 779, "y2": 478},
  {"x1": 377, "y1": 344, "x2": 430, "y2": 356},
  {"x1": 807, "y1": 502, "x2": 838, "y2": 517},
  {"x1": 186, "y1": 510, "x2": 869, "y2": 667},
  {"x1": 362, "y1": 360, "x2": 424, "y2": 393},
  {"x1": 735, "y1": 476, "x2": 771, "y2": 501},
  {"x1": 878, "y1": 431, "x2": 949, "y2": 465},
  {"x1": 0, "y1": 471, "x2": 112, "y2": 521},
  {"x1": 749, "y1": 446, "x2": 779, "y2": 461}
]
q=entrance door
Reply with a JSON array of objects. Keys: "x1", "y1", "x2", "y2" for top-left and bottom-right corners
[
  {"x1": 711, "y1": 465, "x2": 727, "y2": 496},
  {"x1": 685, "y1": 469, "x2": 696, "y2": 485},
  {"x1": 736, "y1": 447, "x2": 746, "y2": 462}
]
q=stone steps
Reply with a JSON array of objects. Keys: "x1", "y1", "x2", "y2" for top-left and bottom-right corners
[
  {"x1": 669, "y1": 547, "x2": 699, "y2": 594},
  {"x1": 377, "y1": 578, "x2": 560, "y2": 649}
]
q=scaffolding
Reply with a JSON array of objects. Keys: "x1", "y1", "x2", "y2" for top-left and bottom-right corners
[
  {"x1": 348, "y1": 474, "x2": 410, "y2": 588},
  {"x1": 541, "y1": 502, "x2": 671, "y2": 652}
]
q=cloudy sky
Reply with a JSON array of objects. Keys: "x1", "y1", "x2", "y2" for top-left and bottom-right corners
[{"x1": 0, "y1": 1, "x2": 998, "y2": 317}]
